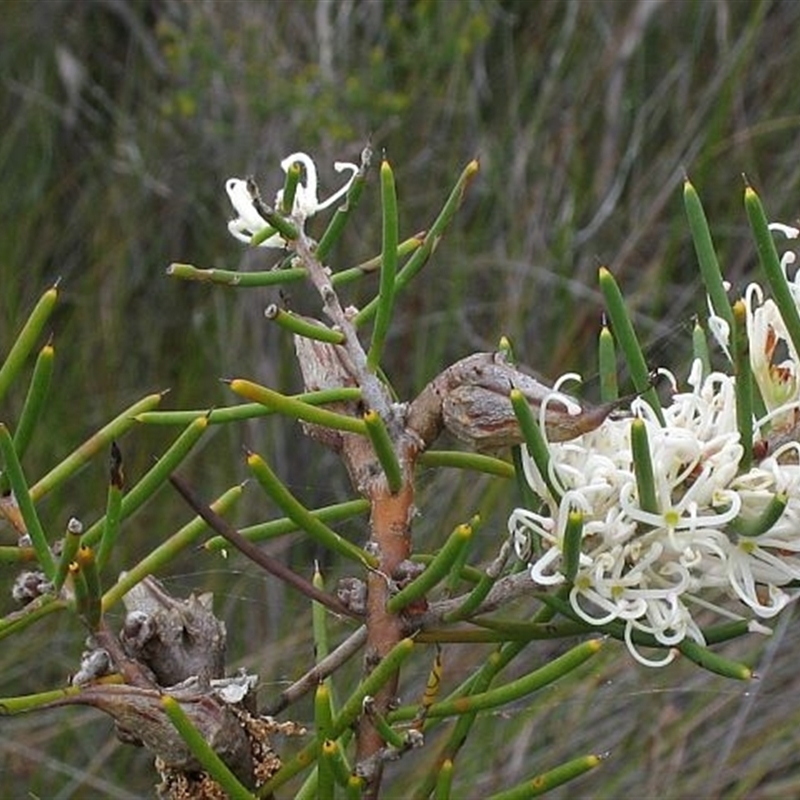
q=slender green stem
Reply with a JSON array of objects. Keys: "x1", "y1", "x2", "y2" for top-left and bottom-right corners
[
  {"x1": 693, "y1": 318, "x2": 711, "y2": 379},
  {"x1": 259, "y1": 206, "x2": 298, "y2": 242},
  {"x1": 317, "y1": 740, "x2": 336, "y2": 800},
  {"x1": 315, "y1": 683, "x2": 334, "y2": 743},
  {"x1": 75, "y1": 547, "x2": 101, "y2": 629},
  {"x1": 68, "y1": 561, "x2": 90, "y2": 623},
  {"x1": 280, "y1": 160, "x2": 302, "y2": 215},
  {"x1": 96, "y1": 442, "x2": 124, "y2": 571},
  {"x1": 0, "y1": 545, "x2": 36, "y2": 564},
  {"x1": 316, "y1": 145, "x2": 371, "y2": 263},
  {"x1": 435, "y1": 759, "x2": 454, "y2": 800},
  {"x1": 54, "y1": 518, "x2": 83, "y2": 592},
  {"x1": 334, "y1": 234, "x2": 424, "y2": 286},
  {"x1": 167, "y1": 262, "x2": 307, "y2": 286},
  {"x1": 0, "y1": 682, "x2": 111, "y2": 714},
  {"x1": 446, "y1": 515, "x2": 479, "y2": 593},
  {"x1": 404, "y1": 640, "x2": 602, "y2": 721},
  {"x1": 249, "y1": 223, "x2": 278, "y2": 246},
  {"x1": 363, "y1": 696, "x2": 406, "y2": 749}
]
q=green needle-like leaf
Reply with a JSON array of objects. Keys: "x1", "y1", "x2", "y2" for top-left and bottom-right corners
[
  {"x1": 96, "y1": 442, "x2": 124, "y2": 571},
  {"x1": 12, "y1": 341, "x2": 54, "y2": 461},
  {"x1": 103, "y1": 482, "x2": 243, "y2": 610},
  {"x1": 30, "y1": 391, "x2": 165, "y2": 501},
  {"x1": 363, "y1": 408, "x2": 403, "y2": 493},
  {"x1": 677, "y1": 639, "x2": 752, "y2": 679},
  {"x1": 561, "y1": 510, "x2": 584, "y2": 584},
  {"x1": 693, "y1": 318, "x2": 711, "y2": 380},
  {"x1": 316, "y1": 145, "x2": 371, "y2": 263},
  {"x1": 631, "y1": 418, "x2": 658, "y2": 516},
  {"x1": 409, "y1": 639, "x2": 602, "y2": 720},
  {"x1": 435, "y1": 759, "x2": 454, "y2": 800},
  {"x1": 259, "y1": 639, "x2": 414, "y2": 796},
  {"x1": 0, "y1": 285, "x2": 58, "y2": 406},
  {"x1": 81, "y1": 415, "x2": 208, "y2": 548},
  {"x1": 53, "y1": 517, "x2": 83, "y2": 593},
  {"x1": 599, "y1": 266, "x2": 664, "y2": 423},
  {"x1": 280, "y1": 160, "x2": 302, "y2": 215},
  {"x1": 729, "y1": 492, "x2": 788, "y2": 537},
  {"x1": 246, "y1": 449, "x2": 377, "y2": 568},
  {"x1": 355, "y1": 159, "x2": 479, "y2": 327},
  {"x1": 418, "y1": 450, "x2": 514, "y2": 478},
  {"x1": 509, "y1": 388, "x2": 561, "y2": 502},
  {"x1": 684, "y1": 178, "x2": 733, "y2": 330},
  {"x1": 264, "y1": 305, "x2": 346, "y2": 344},
  {"x1": 387, "y1": 522, "x2": 473, "y2": 612},
  {"x1": 204, "y1": 497, "x2": 369, "y2": 552},
  {"x1": 598, "y1": 323, "x2": 618, "y2": 403},
  {"x1": 732, "y1": 299, "x2": 754, "y2": 471},
  {"x1": 228, "y1": 379, "x2": 367, "y2": 435},
  {"x1": 367, "y1": 159, "x2": 399, "y2": 370},
  {"x1": 0, "y1": 423, "x2": 55, "y2": 578},
  {"x1": 167, "y1": 262, "x2": 307, "y2": 286},
  {"x1": 136, "y1": 388, "x2": 363, "y2": 426},
  {"x1": 161, "y1": 695, "x2": 254, "y2": 800},
  {"x1": 486, "y1": 754, "x2": 603, "y2": 800},
  {"x1": 745, "y1": 182, "x2": 800, "y2": 359}
]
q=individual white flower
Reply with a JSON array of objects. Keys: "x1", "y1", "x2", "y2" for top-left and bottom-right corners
[
  {"x1": 275, "y1": 152, "x2": 358, "y2": 221},
  {"x1": 225, "y1": 152, "x2": 359, "y2": 248},
  {"x1": 745, "y1": 284, "x2": 799, "y2": 424}
]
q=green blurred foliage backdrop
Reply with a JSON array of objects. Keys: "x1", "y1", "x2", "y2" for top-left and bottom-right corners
[{"x1": 3, "y1": 1, "x2": 800, "y2": 797}]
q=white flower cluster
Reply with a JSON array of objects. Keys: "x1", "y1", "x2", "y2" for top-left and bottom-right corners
[
  {"x1": 225, "y1": 152, "x2": 359, "y2": 248},
  {"x1": 510, "y1": 228, "x2": 800, "y2": 667}
]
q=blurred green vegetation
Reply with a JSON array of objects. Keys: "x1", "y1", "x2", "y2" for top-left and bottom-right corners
[{"x1": 3, "y1": 0, "x2": 800, "y2": 797}]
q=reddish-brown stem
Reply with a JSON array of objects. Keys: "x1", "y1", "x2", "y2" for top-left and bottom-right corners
[{"x1": 357, "y1": 480, "x2": 414, "y2": 797}]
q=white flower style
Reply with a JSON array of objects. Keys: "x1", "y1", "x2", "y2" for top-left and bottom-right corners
[
  {"x1": 225, "y1": 152, "x2": 359, "y2": 248},
  {"x1": 509, "y1": 358, "x2": 800, "y2": 667}
]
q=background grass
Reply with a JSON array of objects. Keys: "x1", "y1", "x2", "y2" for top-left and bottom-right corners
[{"x1": 3, "y1": 0, "x2": 800, "y2": 797}]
